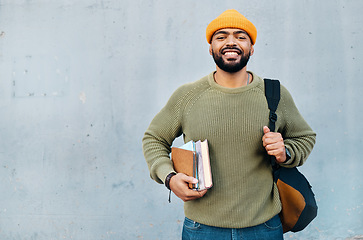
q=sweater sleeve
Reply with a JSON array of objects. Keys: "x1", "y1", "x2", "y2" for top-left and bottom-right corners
[
  {"x1": 142, "y1": 86, "x2": 187, "y2": 184},
  {"x1": 278, "y1": 85, "x2": 316, "y2": 168}
]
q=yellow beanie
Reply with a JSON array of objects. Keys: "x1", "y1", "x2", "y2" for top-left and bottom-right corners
[{"x1": 206, "y1": 9, "x2": 257, "y2": 45}]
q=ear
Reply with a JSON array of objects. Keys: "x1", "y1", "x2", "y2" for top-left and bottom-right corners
[
  {"x1": 250, "y1": 45, "x2": 255, "y2": 56},
  {"x1": 209, "y1": 44, "x2": 213, "y2": 56}
]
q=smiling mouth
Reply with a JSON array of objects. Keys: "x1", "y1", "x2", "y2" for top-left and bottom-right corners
[
  {"x1": 224, "y1": 52, "x2": 239, "y2": 56},
  {"x1": 221, "y1": 48, "x2": 242, "y2": 56}
]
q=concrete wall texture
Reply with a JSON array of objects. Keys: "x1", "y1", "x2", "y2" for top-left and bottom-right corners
[{"x1": 0, "y1": 0, "x2": 362, "y2": 239}]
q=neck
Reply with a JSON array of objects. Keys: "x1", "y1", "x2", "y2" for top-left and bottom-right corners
[{"x1": 214, "y1": 67, "x2": 251, "y2": 88}]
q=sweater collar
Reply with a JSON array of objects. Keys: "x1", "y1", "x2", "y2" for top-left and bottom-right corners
[{"x1": 207, "y1": 71, "x2": 262, "y2": 94}]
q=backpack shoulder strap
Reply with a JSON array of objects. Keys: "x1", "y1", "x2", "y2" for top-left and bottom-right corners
[
  {"x1": 264, "y1": 78, "x2": 281, "y2": 170},
  {"x1": 264, "y1": 79, "x2": 281, "y2": 132}
]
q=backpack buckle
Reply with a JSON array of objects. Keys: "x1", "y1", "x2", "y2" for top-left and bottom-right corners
[{"x1": 269, "y1": 111, "x2": 277, "y2": 123}]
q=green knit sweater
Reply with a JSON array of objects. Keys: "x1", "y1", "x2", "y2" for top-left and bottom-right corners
[{"x1": 142, "y1": 71, "x2": 316, "y2": 228}]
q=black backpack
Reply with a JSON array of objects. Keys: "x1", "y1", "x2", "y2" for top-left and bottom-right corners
[{"x1": 264, "y1": 79, "x2": 318, "y2": 233}]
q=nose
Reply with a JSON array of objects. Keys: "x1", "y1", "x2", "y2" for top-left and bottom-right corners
[{"x1": 226, "y1": 35, "x2": 237, "y2": 46}]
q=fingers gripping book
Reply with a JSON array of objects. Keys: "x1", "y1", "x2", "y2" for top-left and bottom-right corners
[{"x1": 171, "y1": 140, "x2": 213, "y2": 190}]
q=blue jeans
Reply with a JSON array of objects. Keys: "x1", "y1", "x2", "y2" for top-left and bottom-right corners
[{"x1": 182, "y1": 215, "x2": 283, "y2": 240}]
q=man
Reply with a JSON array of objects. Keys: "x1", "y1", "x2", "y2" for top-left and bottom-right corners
[{"x1": 142, "y1": 9, "x2": 316, "y2": 240}]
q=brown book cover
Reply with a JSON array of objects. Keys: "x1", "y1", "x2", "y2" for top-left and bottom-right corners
[{"x1": 171, "y1": 147, "x2": 196, "y2": 189}]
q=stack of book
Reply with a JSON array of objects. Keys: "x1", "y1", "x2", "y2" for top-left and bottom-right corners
[{"x1": 171, "y1": 139, "x2": 213, "y2": 190}]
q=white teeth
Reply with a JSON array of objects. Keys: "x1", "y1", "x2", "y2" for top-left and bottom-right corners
[{"x1": 224, "y1": 52, "x2": 238, "y2": 56}]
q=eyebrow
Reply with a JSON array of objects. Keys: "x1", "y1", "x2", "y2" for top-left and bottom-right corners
[{"x1": 214, "y1": 30, "x2": 248, "y2": 35}]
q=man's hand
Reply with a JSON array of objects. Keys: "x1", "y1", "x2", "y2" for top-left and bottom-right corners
[
  {"x1": 169, "y1": 173, "x2": 207, "y2": 202},
  {"x1": 262, "y1": 126, "x2": 287, "y2": 163}
]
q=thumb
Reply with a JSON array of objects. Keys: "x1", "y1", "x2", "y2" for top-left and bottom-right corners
[
  {"x1": 263, "y1": 126, "x2": 270, "y2": 134},
  {"x1": 181, "y1": 174, "x2": 198, "y2": 184}
]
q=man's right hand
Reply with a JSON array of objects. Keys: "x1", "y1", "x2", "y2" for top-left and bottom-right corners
[{"x1": 169, "y1": 173, "x2": 208, "y2": 202}]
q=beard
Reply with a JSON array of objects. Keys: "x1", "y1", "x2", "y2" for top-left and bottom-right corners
[{"x1": 212, "y1": 47, "x2": 251, "y2": 73}]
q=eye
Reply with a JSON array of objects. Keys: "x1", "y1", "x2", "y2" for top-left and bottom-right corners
[{"x1": 237, "y1": 35, "x2": 246, "y2": 40}]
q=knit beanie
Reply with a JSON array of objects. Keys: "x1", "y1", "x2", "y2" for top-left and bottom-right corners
[{"x1": 206, "y1": 9, "x2": 257, "y2": 45}]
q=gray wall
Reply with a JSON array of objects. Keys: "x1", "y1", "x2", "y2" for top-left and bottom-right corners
[{"x1": 0, "y1": 0, "x2": 362, "y2": 239}]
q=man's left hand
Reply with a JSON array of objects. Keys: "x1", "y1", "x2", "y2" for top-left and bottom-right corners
[{"x1": 262, "y1": 126, "x2": 287, "y2": 163}]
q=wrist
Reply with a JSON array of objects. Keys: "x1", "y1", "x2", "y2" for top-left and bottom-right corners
[
  {"x1": 284, "y1": 148, "x2": 291, "y2": 163},
  {"x1": 165, "y1": 172, "x2": 176, "y2": 190}
]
